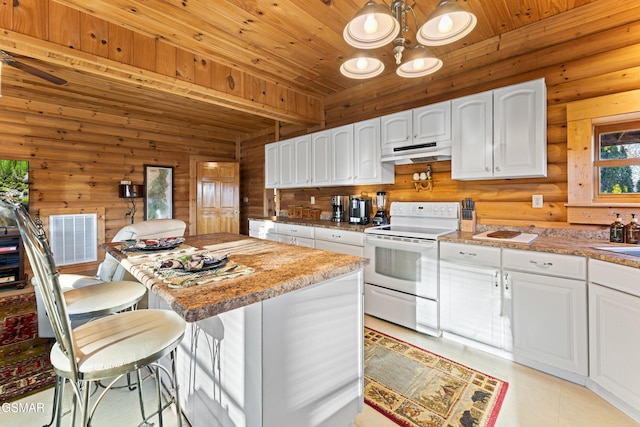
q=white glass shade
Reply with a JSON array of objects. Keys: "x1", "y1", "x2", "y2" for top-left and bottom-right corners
[
  {"x1": 340, "y1": 51, "x2": 385, "y2": 79},
  {"x1": 416, "y1": 1, "x2": 477, "y2": 46},
  {"x1": 396, "y1": 46, "x2": 442, "y2": 78},
  {"x1": 343, "y1": 1, "x2": 400, "y2": 49}
]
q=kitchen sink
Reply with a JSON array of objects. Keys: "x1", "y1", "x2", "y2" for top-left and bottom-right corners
[{"x1": 592, "y1": 246, "x2": 640, "y2": 256}]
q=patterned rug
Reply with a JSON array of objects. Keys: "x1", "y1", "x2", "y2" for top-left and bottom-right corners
[
  {"x1": 364, "y1": 327, "x2": 508, "y2": 427},
  {"x1": 0, "y1": 291, "x2": 55, "y2": 402}
]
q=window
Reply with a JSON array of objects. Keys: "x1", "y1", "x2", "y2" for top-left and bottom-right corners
[{"x1": 594, "y1": 121, "x2": 640, "y2": 198}]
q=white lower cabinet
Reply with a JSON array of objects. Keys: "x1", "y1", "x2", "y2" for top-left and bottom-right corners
[
  {"x1": 440, "y1": 243, "x2": 588, "y2": 384},
  {"x1": 503, "y1": 249, "x2": 588, "y2": 383},
  {"x1": 439, "y1": 242, "x2": 508, "y2": 349},
  {"x1": 588, "y1": 259, "x2": 640, "y2": 423},
  {"x1": 275, "y1": 223, "x2": 315, "y2": 248},
  {"x1": 249, "y1": 219, "x2": 277, "y2": 241},
  {"x1": 314, "y1": 228, "x2": 364, "y2": 257}
]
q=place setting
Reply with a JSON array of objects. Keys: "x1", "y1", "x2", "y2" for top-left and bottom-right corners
[{"x1": 139, "y1": 250, "x2": 255, "y2": 289}]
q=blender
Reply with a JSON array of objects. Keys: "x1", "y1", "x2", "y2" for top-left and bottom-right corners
[{"x1": 372, "y1": 191, "x2": 388, "y2": 226}]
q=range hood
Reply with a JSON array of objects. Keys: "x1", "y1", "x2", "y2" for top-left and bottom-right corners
[{"x1": 381, "y1": 141, "x2": 452, "y2": 165}]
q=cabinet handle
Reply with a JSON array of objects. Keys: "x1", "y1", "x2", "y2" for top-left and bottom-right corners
[
  {"x1": 494, "y1": 270, "x2": 500, "y2": 287},
  {"x1": 406, "y1": 136, "x2": 410, "y2": 140},
  {"x1": 485, "y1": 167, "x2": 490, "y2": 172},
  {"x1": 529, "y1": 260, "x2": 553, "y2": 268},
  {"x1": 459, "y1": 251, "x2": 477, "y2": 257},
  {"x1": 495, "y1": 166, "x2": 501, "y2": 172},
  {"x1": 503, "y1": 272, "x2": 510, "y2": 290}
]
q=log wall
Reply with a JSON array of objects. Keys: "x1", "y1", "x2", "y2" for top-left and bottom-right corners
[{"x1": 0, "y1": 96, "x2": 235, "y2": 275}]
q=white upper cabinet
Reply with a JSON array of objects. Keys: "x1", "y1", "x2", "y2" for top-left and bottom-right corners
[
  {"x1": 413, "y1": 100, "x2": 451, "y2": 144},
  {"x1": 451, "y1": 92, "x2": 494, "y2": 180},
  {"x1": 278, "y1": 138, "x2": 295, "y2": 188},
  {"x1": 265, "y1": 142, "x2": 279, "y2": 188},
  {"x1": 331, "y1": 124, "x2": 355, "y2": 185},
  {"x1": 292, "y1": 135, "x2": 312, "y2": 187},
  {"x1": 354, "y1": 118, "x2": 394, "y2": 185},
  {"x1": 311, "y1": 130, "x2": 331, "y2": 186},
  {"x1": 493, "y1": 78, "x2": 547, "y2": 178},
  {"x1": 380, "y1": 110, "x2": 412, "y2": 151},
  {"x1": 452, "y1": 78, "x2": 547, "y2": 180}
]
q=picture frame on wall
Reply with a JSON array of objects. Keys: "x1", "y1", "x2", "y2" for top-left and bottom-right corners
[{"x1": 144, "y1": 165, "x2": 174, "y2": 220}]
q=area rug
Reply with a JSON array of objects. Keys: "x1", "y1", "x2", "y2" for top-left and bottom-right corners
[
  {"x1": 364, "y1": 327, "x2": 508, "y2": 427},
  {"x1": 0, "y1": 291, "x2": 55, "y2": 402}
]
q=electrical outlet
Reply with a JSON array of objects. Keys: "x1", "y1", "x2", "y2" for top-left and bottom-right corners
[
  {"x1": 310, "y1": 196, "x2": 315, "y2": 205},
  {"x1": 532, "y1": 194, "x2": 543, "y2": 208}
]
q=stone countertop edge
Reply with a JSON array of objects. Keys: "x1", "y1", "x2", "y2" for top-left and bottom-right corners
[
  {"x1": 439, "y1": 231, "x2": 640, "y2": 269},
  {"x1": 105, "y1": 233, "x2": 369, "y2": 323}
]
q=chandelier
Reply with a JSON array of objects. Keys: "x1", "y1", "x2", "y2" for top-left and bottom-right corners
[{"x1": 340, "y1": 0, "x2": 477, "y2": 79}]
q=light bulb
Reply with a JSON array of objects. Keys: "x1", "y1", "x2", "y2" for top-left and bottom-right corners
[
  {"x1": 356, "y1": 57, "x2": 369, "y2": 70},
  {"x1": 438, "y1": 13, "x2": 453, "y2": 34},
  {"x1": 363, "y1": 13, "x2": 378, "y2": 34},
  {"x1": 412, "y1": 58, "x2": 425, "y2": 70}
]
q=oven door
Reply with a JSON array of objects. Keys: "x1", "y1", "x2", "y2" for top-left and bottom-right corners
[{"x1": 364, "y1": 234, "x2": 438, "y2": 299}]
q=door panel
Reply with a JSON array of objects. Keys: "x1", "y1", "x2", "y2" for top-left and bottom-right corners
[{"x1": 196, "y1": 162, "x2": 240, "y2": 234}]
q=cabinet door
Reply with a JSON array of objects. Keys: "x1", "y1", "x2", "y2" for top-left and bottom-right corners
[
  {"x1": 508, "y1": 270, "x2": 588, "y2": 376},
  {"x1": 451, "y1": 91, "x2": 493, "y2": 180},
  {"x1": 278, "y1": 139, "x2": 294, "y2": 188},
  {"x1": 293, "y1": 135, "x2": 312, "y2": 187},
  {"x1": 264, "y1": 142, "x2": 279, "y2": 188},
  {"x1": 353, "y1": 117, "x2": 393, "y2": 184},
  {"x1": 493, "y1": 78, "x2": 547, "y2": 178},
  {"x1": 589, "y1": 283, "x2": 640, "y2": 413},
  {"x1": 311, "y1": 130, "x2": 331, "y2": 186},
  {"x1": 413, "y1": 100, "x2": 451, "y2": 144},
  {"x1": 330, "y1": 124, "x2": 355, "y2": 185},
  {"x1": 380, "y1": 110, "x2": 412, "y2": 151},
  {"x1": 440, "y1": 261, "x2": 504, "y2": 348}
]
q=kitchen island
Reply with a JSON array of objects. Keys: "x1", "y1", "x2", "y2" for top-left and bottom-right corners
[{"x1": 105, "y1": 233, "x2": 368, "y2": 427}]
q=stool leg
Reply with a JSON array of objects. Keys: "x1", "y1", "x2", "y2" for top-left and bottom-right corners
[
  {"x1": 136, "y1": 369, "x2": 148, "y2": 422},
  {"x1": 42, "y1": 376, "x2": 60, "y2": 427},
  {"x1": 156, "y1": 365, "x2": 163, "y2": 427},
  {"x1": 171, "y1": 349, "x2": 183, "y2": 427}
]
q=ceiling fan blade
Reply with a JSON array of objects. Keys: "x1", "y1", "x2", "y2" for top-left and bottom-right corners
[{"x1": 5, "y1": 59, "x2": 67, "y2": 85}]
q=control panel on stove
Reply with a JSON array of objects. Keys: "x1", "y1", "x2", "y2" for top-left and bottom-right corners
[{"x1": 389, "y1": 202, "x2": 459, "y2": 219}]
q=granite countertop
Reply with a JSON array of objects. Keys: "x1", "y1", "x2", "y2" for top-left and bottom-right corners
[
  {"x1": 253, "y1": 216, "x2": 640, "y2": 268},
  {"x1": 104, "y1": 233, "x2": 368, "y2": 322},
  {"x1": 439, "y1": 231, "x2": 640, "y2": 269},
  {"x1": 249, "y1": 216, "x2": 373, "y2": 232}
]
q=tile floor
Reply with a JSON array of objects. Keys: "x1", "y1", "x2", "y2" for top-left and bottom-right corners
[{"x1": 7, "y1": 315, "x2": 639, "y2": 426}]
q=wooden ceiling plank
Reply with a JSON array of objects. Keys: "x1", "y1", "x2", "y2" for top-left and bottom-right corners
[
  {"x1": 53, "y1": 0, "x2": 315, "y2": 90},
  {"x1": 0, "y1": 30, "x2": 323, "y2": 125}
]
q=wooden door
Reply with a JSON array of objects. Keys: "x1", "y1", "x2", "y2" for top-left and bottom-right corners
[{"x1": 196, "y1": 162, "x2": 240, "y2": 234}]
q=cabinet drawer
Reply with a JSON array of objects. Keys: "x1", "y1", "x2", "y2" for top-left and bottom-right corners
[
  {"x1": 314, "y1": 228, "x2": 363, "y2": 246},
  {"x1": 275, "y1": 223, "x2": 315, "y2": 239},
  {"x1": 439, "y1": 241, "x2": 500, "y2": 267},
  {"x1": 590, "y1": 259, "x2": 640, "y2": 297},
  {"x1": 502, "y1": 248, "x2": 586, "y2": 279}
]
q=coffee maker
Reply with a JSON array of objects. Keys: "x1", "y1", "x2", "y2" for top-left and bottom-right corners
[
  {"x1": 372, "y1": 191, "x2": 388, "y2": 226},
  {"x1": 349, "y1": 195, "x2": 371, "y2": 225},
  {"x1": 331, "y1": 195, "x2": 348, "y2": 222}
]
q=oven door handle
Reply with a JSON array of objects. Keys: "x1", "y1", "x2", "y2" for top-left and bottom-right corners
[{"x1": 365, "y1": 234, "x2": 438, "y2": 250}]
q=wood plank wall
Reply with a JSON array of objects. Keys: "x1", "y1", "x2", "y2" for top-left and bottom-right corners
[
  {"x1": 240, "y1": 3, "x2": 640, "y2": 231},
  {"x1": 0, "y1": 99, "x2": 235, "y2": 275}
]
